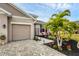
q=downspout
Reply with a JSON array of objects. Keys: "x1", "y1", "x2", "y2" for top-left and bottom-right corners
[{"x1": 33, "y1": 20, "x2": 37, "y2": 39}]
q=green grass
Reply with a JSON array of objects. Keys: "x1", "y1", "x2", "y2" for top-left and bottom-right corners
[
  {"x1": 61, "y1": 34, "x2": 79, "y2": 41},
  {"x1": 71, "y1": 34, "x2": 79, "y2": 41}
]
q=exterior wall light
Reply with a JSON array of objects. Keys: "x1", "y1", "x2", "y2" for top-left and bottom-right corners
[{"x1": 2, "y1": 24, "x2": 6, "y2": 29}]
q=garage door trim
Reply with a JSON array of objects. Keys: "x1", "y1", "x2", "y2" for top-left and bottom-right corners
[
  {"x1": 11, "y1": 22, "x2": 34, "y2": 40},
  {"x1": 12, "y1": 24, "x2": 31, "y2": 40},
  {"x1": 11, "y1": 22, "x2": 32, "y2": 25}
]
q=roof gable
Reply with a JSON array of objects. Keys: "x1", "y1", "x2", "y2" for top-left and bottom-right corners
[
  {"x1": 0, "y1": 8, "x2": 11, "y2": 16},
  {"x1": 8, "y1": 3, "x2": 38, "y2": 21},
  {"x1": 0, "y1": 3, "x2": 38, "y2": 21}
]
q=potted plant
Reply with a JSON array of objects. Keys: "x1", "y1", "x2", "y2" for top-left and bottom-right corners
[{"x1": 0, "y1": 35, "x2": 6, "y2": 45}]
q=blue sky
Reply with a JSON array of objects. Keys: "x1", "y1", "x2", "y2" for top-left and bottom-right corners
[{"x1": 15, "y1": 3, "x2": 79, "y2": 22}]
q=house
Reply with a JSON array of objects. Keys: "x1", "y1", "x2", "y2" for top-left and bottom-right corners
[
  {"x1": 34, "y1": 20, "x2": 45, "y2": 36},
  {"x1": 34, "y1": 20, "x2": 50, "y2": 38},
  {"x1": 74, "y1": 21, "x2": 79, "y2": 34},
  {"x1": 0, "y1": 3, "x2": 39, "y2": 43}
]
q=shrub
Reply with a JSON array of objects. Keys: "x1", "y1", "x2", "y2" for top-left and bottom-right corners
[
  {"x1": 34, "y1": 36, "x2": 40, "y2": 41},
  {"x1": 0, "y1": 35, "x2": 6, "y2": 40},
  {"x1": 68, "y1": 39, "x2": 78, "y2": 50},
  {"x1": 62, "y1": 40, "x2": 68, "y2": 50},
  {"x1": 53, "y1": 45, "x2": 58, "y2": 49},
  {"x1": 48, "y1": 35, "x2": 55, "y2": 40},
  {"x1": 62, "y1": 39, "x2": 78, "y2": 50}
]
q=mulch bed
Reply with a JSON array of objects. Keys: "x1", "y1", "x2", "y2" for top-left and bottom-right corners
[{"x1": 44, "y1": 42, "x2": 79, "y2": 56}]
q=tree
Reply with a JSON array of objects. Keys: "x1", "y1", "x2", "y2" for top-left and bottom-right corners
[
  {"x1": 64, "y1": 21, "x2": 79, "y2": 39},
  {"x1": 44, "y1": 9, "x2": 78, "y2": 50}
]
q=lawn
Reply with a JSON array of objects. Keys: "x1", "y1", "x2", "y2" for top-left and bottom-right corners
[
  {"x1": 71, "y1": 34, "x2": 79, "y2": 41},
  {"x1": 48, "y1": 33, "x2": 79, "y2": 42},
  {"x1": 61, "y1": 34, "x2": 79, "y2": 41}
]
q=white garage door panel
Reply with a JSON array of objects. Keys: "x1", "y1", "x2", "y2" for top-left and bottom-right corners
[{"x1": 12, "y1": 24, "x2": 31, "y2": 40}]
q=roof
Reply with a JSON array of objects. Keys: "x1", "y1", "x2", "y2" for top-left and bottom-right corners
[
  {"x1": 8, "y1": 3, "x2": 38, "y2": 21},
  {"x1": 28, "y1": 13, "x2": 38, "y2": 18},
  {"x1": 74, "y1": 21, "x2": 79, "y2": 24},
  {"x1": 0, "y1": 8, "x2": 12, "y2": 16},
  {"x1": 35, "y1": 20, "x2": 45, "y2": 25}
]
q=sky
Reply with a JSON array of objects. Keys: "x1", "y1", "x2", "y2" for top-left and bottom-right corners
[{"x1": 15, "y1": 3, "x2": 79, "y2": 22}]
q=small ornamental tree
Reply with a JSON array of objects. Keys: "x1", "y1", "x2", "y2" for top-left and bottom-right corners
[{"x1": 44, "y1": 9, "x2": 79, "y2": 50}]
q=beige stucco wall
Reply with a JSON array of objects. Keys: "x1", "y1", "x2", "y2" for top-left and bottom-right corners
[
  {"x1": 11, "y1": 17, "x2": 34, "y2": 23},
  {"x1": 35, "y1": 24, "x2": 41, "y2": 35},
  {"x1": 8, "y1": 16, "x2": 35, "y2": 41},
  {"x1": 8, "y1": 17, "x2": 12, "y2": 42},
  {"x1": 0, "y1": 3, "x2": 36, "y2": 42},
  {"x1": 0, "y1": 14, "x2": 8, "y2": 43},
  {"x1": 0, "y1": 3, "x2": 30, "y2": 17},
  {"x1": 0, "y1": 15, "x2": 35, "y2": 42}
]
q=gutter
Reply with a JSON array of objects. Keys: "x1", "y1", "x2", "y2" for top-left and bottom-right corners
[{"x1": 0, "y1": 8, "x2": 12, "y2": 16}]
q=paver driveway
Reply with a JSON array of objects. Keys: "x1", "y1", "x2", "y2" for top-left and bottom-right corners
[{"x1": 0, "y1": 40, "x2": 66, "y2": 56}]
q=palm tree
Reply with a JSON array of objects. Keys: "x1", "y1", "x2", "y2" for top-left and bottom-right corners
[{"x1": 44, "y1": 10, "x2": 72, "y2": 50}]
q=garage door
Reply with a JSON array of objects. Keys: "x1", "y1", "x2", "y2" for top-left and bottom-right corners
[{"x1": 12, "y1": 24, "x2": 31, "y2": 41}]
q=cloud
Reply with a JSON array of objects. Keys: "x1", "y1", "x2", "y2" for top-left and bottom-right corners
[
  {"x1": 15, "y1": 3, "x2": 73, "y2": 22},
  {"x1": 43, "y1": 3, "x2": 71, "y2": 12},
  {"x1": 57, "y1": 3, "x2": 71, "y2": 9}
]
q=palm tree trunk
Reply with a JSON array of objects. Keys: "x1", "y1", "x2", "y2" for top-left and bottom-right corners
[{"x1": 56, "y1": 31, "x2": 62, "y2": 50}]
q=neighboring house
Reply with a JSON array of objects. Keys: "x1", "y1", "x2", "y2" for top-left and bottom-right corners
[
  {"x1": 0, "y1": 3, "x2": 38, "y2": 43},
  {"x1": 75, "y1": 21, "x2": 79, "y2": 24},
  {"x1": 34, "y1": 20, "x2": 45, "y2": 36}
]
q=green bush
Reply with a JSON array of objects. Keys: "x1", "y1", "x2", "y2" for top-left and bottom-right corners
[
  {"x1": 53, "y1": 45, "x2": 58, "y2": 49},
  {"x1": 0, "y1": 35, "x2": 6, "y2": 40},
  {"x1": 34, "y1": 36, "x2": 40, "y2": 41},
  {"x1": 48, "y1": 35, "x2": 56, "y2": 40}
]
